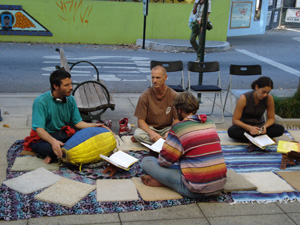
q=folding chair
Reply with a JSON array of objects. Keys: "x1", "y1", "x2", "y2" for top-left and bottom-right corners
[
  {"x1": 223, "y1": 64, "x2": 262, "y2": 114},
  {"x1": 187, "y1": 61, "x2": 224, "y2": 123},
  {"x1": 150, "y1": 60, "x2": 185, "y2": 92}
]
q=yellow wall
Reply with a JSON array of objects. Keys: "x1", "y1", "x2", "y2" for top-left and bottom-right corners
[{"x1": 0, "y1": 0, "x2": 231, "y2": 44}]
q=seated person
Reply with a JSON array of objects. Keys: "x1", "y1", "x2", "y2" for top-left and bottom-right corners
[
  {"x1": 141, "y1": 92, "x2": 227, "y2": 199},
  {"x1": 132, "y1": 65, "x2": 178, "y2": 145},
  {"x1": 24, "y1": 69, "x2": 105, "y2": 164},
  {"x1": 227, "y1": 76, "x2": 284, "y2": 142}
]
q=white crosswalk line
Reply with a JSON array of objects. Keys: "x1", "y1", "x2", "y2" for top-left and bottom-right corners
[{"x1": 236, "y1": 49, "x2": 300, "y2": 77}]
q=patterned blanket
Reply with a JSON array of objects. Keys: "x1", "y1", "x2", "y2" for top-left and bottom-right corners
[
  {"x1": 222, "y1": 145, "x2": 300, "y2": 203},
  {"x1": 0, "y1": 140, "x2": 232, "y2": 221}
]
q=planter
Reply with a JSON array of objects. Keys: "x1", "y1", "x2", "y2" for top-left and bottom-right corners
[{"x1": 275, "y1": 114, "x2": 300, "y2": 129}]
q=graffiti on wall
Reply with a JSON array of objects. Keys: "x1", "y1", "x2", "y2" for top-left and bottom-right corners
[
  {"x1": 56, "y1": 0, "x2": 93, "y2": 24},
  {"x1": 0, "y1": 5, "x2": 52, "y2": 36}
]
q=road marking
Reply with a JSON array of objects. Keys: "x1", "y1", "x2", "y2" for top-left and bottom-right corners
[
  {"x1": 285, "y1": 28, "x2": 300, "y2": 33},
  {"x1": 293, "y1": 37, "x2": 300, "y2": 42},
  {"x1": 42, "y1": 55, "x2": 150, "y2": 82},
  {"x1": 236, "y1": 49, "x2": 300, "y2": 77}
]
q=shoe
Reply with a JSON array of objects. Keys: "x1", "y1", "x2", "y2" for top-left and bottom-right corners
[
  {"x1": 104, "y1": 120, "x2": 112, "y2": 129},
  {"x1": 119, "y1": 118, "x2": 132, "y2": 135},
  {"x1": 195, "y1": 58, "x2": 200, "y2": 62}
]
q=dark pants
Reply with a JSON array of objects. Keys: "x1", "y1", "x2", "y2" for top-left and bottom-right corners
[
  {"x1": 30, "y1": 130, "x2": 71, "y2": 161},
  {"x1": 190, "y1": 23, "x2": 202, "y2": 59},
  {"x1": 227, "y1": 123, "x2": 285, "y2": 142}
]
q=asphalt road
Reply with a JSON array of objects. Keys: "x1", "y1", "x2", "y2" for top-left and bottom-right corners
[{"x1": 1, "y1": 28, "x2": 300, "y2": 93}]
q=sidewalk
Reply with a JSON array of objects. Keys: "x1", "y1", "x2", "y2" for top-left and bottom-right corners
[
  {"x1": 1, "y1": 92, "x2": 300, "y2": 225},
  {"x1": 135, "y1": 39, "x2": 231, "y2": 52}
]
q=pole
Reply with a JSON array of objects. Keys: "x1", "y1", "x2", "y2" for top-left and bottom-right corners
[
  {"x1": 197, "y1": 0, "x2": 208, "y2": 101},
  {"x1": 143, "y1": 15, "x2": 147, "y2": 49},
  {"x1": 142, "y1": 0, "x2": 149, "y2": 49}
]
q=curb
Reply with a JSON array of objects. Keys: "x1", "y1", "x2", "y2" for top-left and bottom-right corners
[{"x1": 136, "y1": 39, "x2": 230, "y2": 53}]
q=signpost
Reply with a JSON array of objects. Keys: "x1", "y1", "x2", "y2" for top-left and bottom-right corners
[
  {"x1": 142, "y1": 0, "x2": 149, "y2": 49},
  {"x1": 198, "y1": 0, "x2": 209, "y2": 101}
]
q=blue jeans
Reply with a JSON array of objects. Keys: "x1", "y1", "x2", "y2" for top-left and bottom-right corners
[{"x1": 141, "y1": 156, "x2": 220, "y2": 199}]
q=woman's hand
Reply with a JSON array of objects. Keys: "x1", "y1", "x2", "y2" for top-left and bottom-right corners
[{"x1": 249, "y1": 126, "x2": 261, "y2": 136}]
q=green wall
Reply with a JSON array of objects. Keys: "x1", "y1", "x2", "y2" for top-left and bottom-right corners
[{"x1": 0, "y1": 0, "x2": 230, "y2": 44}]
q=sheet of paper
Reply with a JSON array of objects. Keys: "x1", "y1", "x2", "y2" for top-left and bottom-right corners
[
  {"x1": 141, "y1": 138, "x2": 165, "y2": 153},
  {"x1": 109, "y1": 151, "x2": 138, "y2": 168}
]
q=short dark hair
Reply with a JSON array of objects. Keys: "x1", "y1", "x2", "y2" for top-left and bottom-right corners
[
  {"x1": 50, "y1": 69, "x2": 71, "y2": 91},
  {"x1": 174, "y1": 92, "x2": 199, "y2": 115},
  {"x1": 251, "y1": 76, "x2": 273, "y2": 90}
]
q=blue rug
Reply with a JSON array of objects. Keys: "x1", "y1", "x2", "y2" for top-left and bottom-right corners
[
  {"x1": 0, "y1": 140, "x2": 232, "y2": 221},
  {"x1": 222, "y1": 144, "x2": 300, "y2": 203}
]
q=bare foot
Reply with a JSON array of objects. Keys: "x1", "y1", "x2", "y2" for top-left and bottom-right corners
[
  {"x1": 131, "y1": 136, "x2": 137, "y2": 143},
  {"x1": 141, "y1": 175, "x2": 166, "y2": 187},
  {"x1": 44, "y1": 156, "x2": 52, "y2": 164}
]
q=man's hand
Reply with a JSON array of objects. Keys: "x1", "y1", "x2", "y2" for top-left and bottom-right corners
[
  {"x1": 149, "y1": 130, "x2": 162, "y2": 142},
  {"x1": 50, "y1": 139, "x2": 64, "y2": 158}
]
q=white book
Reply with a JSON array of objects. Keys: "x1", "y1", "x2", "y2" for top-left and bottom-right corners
[
  {"x1": 244, "y1": 132, "x2": 275, "y2": 149},
  {"x1": 141, "y1": 138, "x2": 165, "y2": 153},
  {"x1": 100, "y1": 151, "x2": 138, "y2": 171}
]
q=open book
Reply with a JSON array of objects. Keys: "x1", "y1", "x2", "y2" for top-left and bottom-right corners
[
  {"x1": 244, "y1": 132, "x2": 275, "y2": 149},
  {"x1": 277, "y1": 140, "x2": 300, "y2": 154},
  {"x1": 141, "y1": 138, "x2": 165, "y2": 153},
  {"x1": 100, "y1": 151, "x2": 138, "y2": 171}
]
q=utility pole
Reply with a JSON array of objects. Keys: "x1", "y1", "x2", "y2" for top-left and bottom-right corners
[
  {"x1": 197, "y1": 0, "x2": 208, "y2": 101},
  {"x1": 142, "y1": 0, "x2": 149, "y2": 49}
]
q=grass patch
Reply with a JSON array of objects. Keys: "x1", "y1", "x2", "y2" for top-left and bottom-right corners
[{"x1": 273, "y1": 91, "x2": 300, "y2": 118}]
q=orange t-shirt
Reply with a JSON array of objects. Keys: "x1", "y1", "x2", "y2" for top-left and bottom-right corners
[{"x1": 134, "y1": 87, "x2": 178, "y2": 130}]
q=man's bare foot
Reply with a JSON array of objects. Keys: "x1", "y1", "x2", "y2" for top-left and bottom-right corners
[
  {"x1": 44, "y1": 156, "x2": 52, "y2": 164},
  {"x1": 131, "y1": 136, "x2": 137, "y2": 143},
  {"x1": 141, "y1": 175, "x2": 166, "y2": 187}
]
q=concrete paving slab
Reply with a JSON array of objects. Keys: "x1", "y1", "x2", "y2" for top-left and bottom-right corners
[
  {"x1": 0, "y1": 107, "x2": 32, "y2": 117},
  {"x1": 0, "y1": 220, "x2": 27, "y2": 225},
  {"x1": 122, "y1": 218, "x2": 210, "y2": 225},
  {"x1": 0, "y1": 117, "x2": 30, "y2": 129},
  {"x1": 208, "y1": 214, "x2": 295, "y2": 225},
  {"x1": 198, "y1": 202, "x2": 283, "y2": 217},
  {"x1": 28, "y1": 214, "x2": 120, "y2": 225},
  {"x1": 119, "y1": 204, "x2": 204, "y2": 222},
  {"x1": 287, "y1": 213, "x2": 300, "y2": 224},
  {"x1": 276, "y1": 202, "x2": 300, "y2": 213}
]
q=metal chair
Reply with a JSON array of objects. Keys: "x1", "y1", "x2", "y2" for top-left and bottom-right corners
[
  {"x1": 150, "y1": 60, "x2": 185, "y2": 92},
  {"x1": 223, "y1": 64, "x2": 262, "y2": 114},
  {"x1": 187, "y1": 61, "x2": 224, "y2": 123}
]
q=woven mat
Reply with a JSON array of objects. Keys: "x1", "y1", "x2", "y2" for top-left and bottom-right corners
[
  {"x1": 223, "y1": 169, "x2": 257, "y2": 192},
  {"x1": 287, "y1": 130, "x2": 300, "y2": 142},
  {"x1": 11, "y1": 156, "x2": 59, "y2": 171},
  {"x1": 3, "y1": 167, "x2": 62, "y2": 194},
  {"x1": 96, "y1": 179, "x2": 138, "y2": 202},
  {"x1": 121, "y1": 136, "x2": 148, "y2": 151},
  {"x1": 239, "y1": 172, "x2": 295, "y2": 193},
  {"x1": 35, "y1": 178, "x2": 96, "y2": 208},
  {"x1": 131, "y1": 177, "x2": 183, "y2": 201},
  {"x1": 276, "y1": 171, "x2": 300, "y2": 192}
]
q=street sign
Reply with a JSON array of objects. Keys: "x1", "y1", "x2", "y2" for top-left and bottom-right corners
[{"x1": 143, "y1": 0, "x2": 149, "y2": 16}]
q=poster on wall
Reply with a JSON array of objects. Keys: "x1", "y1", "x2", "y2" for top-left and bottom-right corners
[
  {"x1": 267, "y1": 11, "x2": 272, "y2": 26},
  {"x1": 269, "y1": 0, "x2": 273, "y2": 6},
  {"x1": 285, "y1": 8, "x2": 300, "y2": 23},
  {"x1": 296, "y1": 0, "x2": 300, "y2": 8},
  {"x1": 230, "y1": 1, "x2": 252, "y2": 29},
  {"x1": 273, "y1": 11, "x2": 278, "y2": 23},
  {"x1": 276, "y1": 0, "x2": 282, "y2": 8},
  {"x1": 0, "y1": 5, "x2": 52, "y2": 36}
]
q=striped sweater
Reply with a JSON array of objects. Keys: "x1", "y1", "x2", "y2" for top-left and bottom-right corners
[{"x1": 158, "y1": 114, "x2": 227, "y2": 193}]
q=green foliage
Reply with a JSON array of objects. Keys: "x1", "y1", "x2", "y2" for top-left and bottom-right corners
[{"x1": 273, "y1": 91, "x2": 300, "y2": 118}]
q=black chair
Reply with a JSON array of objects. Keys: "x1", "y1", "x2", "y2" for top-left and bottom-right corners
[
  {"x1": 187, "y1": 61, "x2": 224, "y2": 123},
  {"x1": 223, "y1": 64, "x2": 262, "y2": 114},
  {"x1": 150, "y1": 60, "x2": 185, "y2": 92}
]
